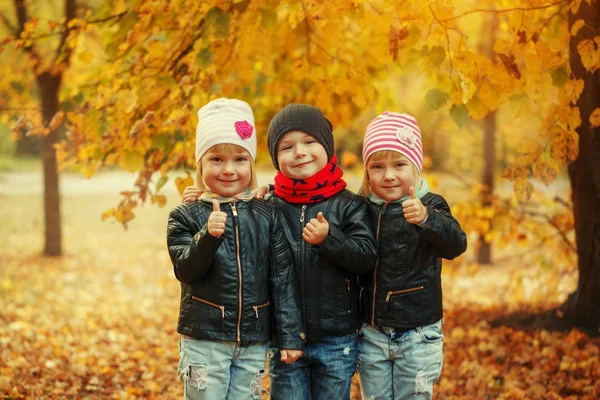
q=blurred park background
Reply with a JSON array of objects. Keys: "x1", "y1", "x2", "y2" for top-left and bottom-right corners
[{"x1": 1, "y1": 0, "x2": 599, "y2": 398}]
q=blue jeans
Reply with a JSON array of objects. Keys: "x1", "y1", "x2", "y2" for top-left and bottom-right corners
[
  {"x1": 178, "y1": 337, "x2": 268, "y2": 400},
  {"x1": 357, "y1": 320, "x2": 444, "y2": 400},
  {"x1": 268, "y1": 333, "x2": 357, "y2": 400}
]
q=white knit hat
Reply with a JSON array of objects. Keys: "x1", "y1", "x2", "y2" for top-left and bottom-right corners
[
  {"x1": 362, "y1": 112, "x2": 423, "y2": 173},
  {"x1": 195, "y1": 98, "x2": 257, "y2": 163}
]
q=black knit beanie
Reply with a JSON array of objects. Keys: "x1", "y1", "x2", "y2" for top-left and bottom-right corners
[{"x1": 267, "y1": 104, "x2": 334, "y2": 170}]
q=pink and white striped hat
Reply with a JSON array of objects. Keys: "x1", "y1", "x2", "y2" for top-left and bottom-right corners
[{"x1": 362, "y1": 111, "x2": 423, "y2": 173}]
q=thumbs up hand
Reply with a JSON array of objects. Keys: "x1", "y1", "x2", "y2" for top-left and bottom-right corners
[
  {"x1": 207, "y1": 199, "x2": 227, "y2": 237},
  {"x1": 401, "y1": 186, "x2": 428, "y2": 225},
  {"x1": 303, "y1": 211, "x2": 329, "y2": 245}
]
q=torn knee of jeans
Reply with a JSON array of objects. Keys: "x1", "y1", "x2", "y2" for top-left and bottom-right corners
[
  {"x1": 185, "y1": 363, "x2": 208, "y2": 391},
  {"x1": 414, "y1": 368, "x2": 428, "y2": 394},
  {"x1": 250, "y1": 368, "x2": 266, "y2": 397},
  {"x1": 343, "y1": 346, "x2": 351, "y2": 356},
  {"x1": 365, "y1": 395, "x2": 376, "y2": 400}
]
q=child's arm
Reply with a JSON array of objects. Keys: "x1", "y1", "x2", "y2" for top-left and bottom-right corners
[
  {"x1": 313, "y1": 196, "x2": 377, "y2": 275},
  {"x1": 416, "y1": 195, "x2": 467, "y2": 260},
  {"x1": 269, "y1": 208, "x2": 305, "y2": 354},
  {"x1": 167, "y1": 205, "x2": 224, "y2": 284}
]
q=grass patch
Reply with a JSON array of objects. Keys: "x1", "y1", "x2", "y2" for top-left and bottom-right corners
[{"x1": 0, "y1": 154, "x2": 40, "y2": 172}]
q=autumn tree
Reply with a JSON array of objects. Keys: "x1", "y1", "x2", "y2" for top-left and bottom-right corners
[
  {"x1": 0, "y1": 0, "x2": 79, "y2": 256},
  {"x1": 2, "y1": 0, "x2": 598, "y2": 329},
  {"x1": 561, "y1": 0, "x2": 600, "y2": 328}
]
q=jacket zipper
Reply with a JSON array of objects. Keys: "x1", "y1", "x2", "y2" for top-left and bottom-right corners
[
  {"x1": 231, "y1": 202, "x2": 243, "y2": 343},
  {"x1": 299, "y1": 204, "x2": 309, "y2": 335},
  {"x1": 191, "y1": 296, "x2": 225, "y2": 318},
  {"x1": 252, "y1": 301, "x2": 270, "y2": 318},
  {"x1": 385, "y1": 286, "x2": 425, "y2": 302},
  {"x1": 345, "y1": 279, "x2": 351, "y2": 312},
  {"x1": 371, "y1": 203, "x2": 387, "y2": 325}
]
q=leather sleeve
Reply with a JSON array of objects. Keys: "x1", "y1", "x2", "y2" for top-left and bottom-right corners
[
  {"x1": 167, "y1": 206, "x2": 224, "y2": 284},
  {"x1": 269, "y1": 208, "x2": 305, "y2": 350},
  {"x1": 417, "y1": 194, "x2": 467, "y2": 260},
  {"x1": 316, "y1": 194, "x2": 377, "y2": 274}
]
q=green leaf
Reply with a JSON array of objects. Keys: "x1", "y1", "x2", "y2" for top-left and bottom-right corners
[
  {"x1": 196, "y1": 48, "x2": 214, "y2": 69},
  {"x1": 551, "y1": 66, "x2": 569, "y2": 87},
  {"x1": 429, "y1": 46, "x2": 446, "y2": 67},
  {"x1": 259, "y1": 7, "x2": 278, "y2": 30},
  {"x1": 425, "y1": 89, "x2": 449, "y2": 110},
  {"x1": 450, "y1": 104, "x2": 470, "y2": 127},
  {"x1": 156, "y1": 175, "x2": 168, "y2": 192},
  {"x1": 151, "y1": 134, "x2": 170, "y2": 151},
  {"x1": 205, "y1": 7, "x2": 230, "y2": 39},
  {"x1": 156, "y1": 76, "x2": 178, "y2": 89}
]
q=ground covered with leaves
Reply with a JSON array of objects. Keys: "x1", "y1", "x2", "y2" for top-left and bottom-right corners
[{"x1": 1, "y1": 177, "x2": 598, "y2": 399}]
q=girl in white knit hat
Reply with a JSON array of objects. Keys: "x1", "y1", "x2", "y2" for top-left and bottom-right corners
[
  {"x1": 357, "y1": 111, "x2": 467, "y2": 399},
  {"x1": 167, "y1": 98, "x2": 304, "y2": 400}
]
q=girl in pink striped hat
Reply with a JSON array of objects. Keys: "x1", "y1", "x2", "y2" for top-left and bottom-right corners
[{"x1": 356, "y1": 111, "x2": 467, "y2": 399}]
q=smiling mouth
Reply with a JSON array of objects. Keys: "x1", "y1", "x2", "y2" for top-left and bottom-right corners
[{"x1": 293, "y1": 161, "x2": 312, "y2": 168}]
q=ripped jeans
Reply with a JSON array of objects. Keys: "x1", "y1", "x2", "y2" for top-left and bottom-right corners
[
  {"x1": 268, "y1": 332, "x2": 357, "y2": 400},
  {"x1": 357, "y1": 320, "x2": 443, "y2": 400},
  {"x1": 178, "y1": 336, "x2": 267, "y2": 400}
]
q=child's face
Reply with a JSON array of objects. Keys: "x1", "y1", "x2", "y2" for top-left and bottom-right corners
[
  {"x1": 366, "y1": 152, "x2": 415, "y2": 202},
  {"x1": 276, "y1": 130, "x2": 328, "y2": 179},
  {"x1": 201, "y1": 147, "x2": 252, "y2": 197}
]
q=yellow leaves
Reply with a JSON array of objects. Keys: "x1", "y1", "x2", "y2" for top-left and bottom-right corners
[
  {"x1": 577, "y1": 36, "x2": 600, "y2": 71},
  {"x1": 570, "y1": 20, "x2": 585, "y2": 37},
  {"x1": 48, "y1": 111, "x2": 64, "y2": 132},
  {"x1": 502, "y1": 166, "x2": 530, "y2": 182},
  {"x1": 513, "y1": 178, "x2": 534, "y2": 203},
  {"x1": 175, "y1": 175, "x2": 194, "y2": 196},
  {"x1": 102, "y1": 203, "x2": 135, "y2": 227},
  {"x1": 589, "y1": 108, "x2": 600, "y2": 127},
  {"x1": 340, "y1": 150, "x2": 359, "y2": 168},
  {"x1": 515, "y1": 139, "x2": 543, "y2": 166},
  {"x1": 146, "y1": 40, "x2": 167, "y2": 59},
  {"x1": 77, "y1": 50, "x2": 94, "y2": 65},
  {"x1": 151, "y1": 194, "x2": 167, "y2": 208},
  {"x1": 118, "y1": 150, "x2": 145, "y2": 173},
  {"x1": 532, "y1": 159, "x2": 559, "y2": 186},
  {"x1": 550, "y1": 126, "x2": 579, "y2": 165}
]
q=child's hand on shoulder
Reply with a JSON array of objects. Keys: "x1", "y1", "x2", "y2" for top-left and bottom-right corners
[
  {"x1": 182, "y1": 186, "x2": 202, "y2": 203},
  {"x1": 302, "y1": 212, "x2": 329, "y2": 245},
  {"x1": 402, "y1": 186, "x2": 428, "y2": 225},
  {"x1": 207, "y1": 199, "x2": 227, "y2": 237},
  {"x1": 280, "y1": 349, "x2": 303, "y2": 364}
]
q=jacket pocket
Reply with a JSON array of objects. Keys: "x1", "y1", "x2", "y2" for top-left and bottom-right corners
[
  {"x1": 191, "y1": 296, "x2": 225, "y2": 330},
  {"x1": 252, "y1": 301, "x2": 270, "y2": 332},
  {"x1": 384, "y1": 286, "x2": 425, "y2": 317}
]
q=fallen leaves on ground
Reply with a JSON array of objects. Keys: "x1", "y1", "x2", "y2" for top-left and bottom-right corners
[{"x1": 1, "y1": 203, "x2": 598, "y2": 399}]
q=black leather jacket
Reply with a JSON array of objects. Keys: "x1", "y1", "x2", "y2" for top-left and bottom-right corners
[
  {"x1": 167, "y1": 199, "x2": 304, "y2": 350},
  {"x1": 359, "y1": 192, "x2": 467, "y2": 329},
  {"x1": 267, "y1": 189, "x2": 377, "y2": 342}
]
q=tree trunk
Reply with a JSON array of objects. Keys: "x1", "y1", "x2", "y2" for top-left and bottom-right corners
[
  {"x1": 38, "y1": 72, "x2": 62, "y2": 256},
  {"x1": 477, "y1": 17, "x2": 497, "y2": 265},
  {"x1": 563, "y1": 0, "x2": 600, "y2": 328},
  {"x1": 478, "y1": 110, "x2": 496, "y2": 265}
]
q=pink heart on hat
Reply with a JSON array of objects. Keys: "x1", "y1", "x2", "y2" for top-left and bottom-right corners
[{"x1": 235, "y1": 121, "x2": 253, "y2": 140}]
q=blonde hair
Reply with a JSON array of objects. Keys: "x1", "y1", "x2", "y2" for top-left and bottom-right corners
[
  {"x1": 196, "y1": 143, "x2": 257, "y2": 193},
  {"x1": 361, "y1": 150, "x2": 421, "y2": 198}
]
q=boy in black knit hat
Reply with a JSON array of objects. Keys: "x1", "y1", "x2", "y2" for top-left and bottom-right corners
[
  {"x1": 264, "y1": 103, "x2": 376, "y2": 400},
  {"x1": 183, "y1": 103, "x2": 376, "y2": 400}
]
